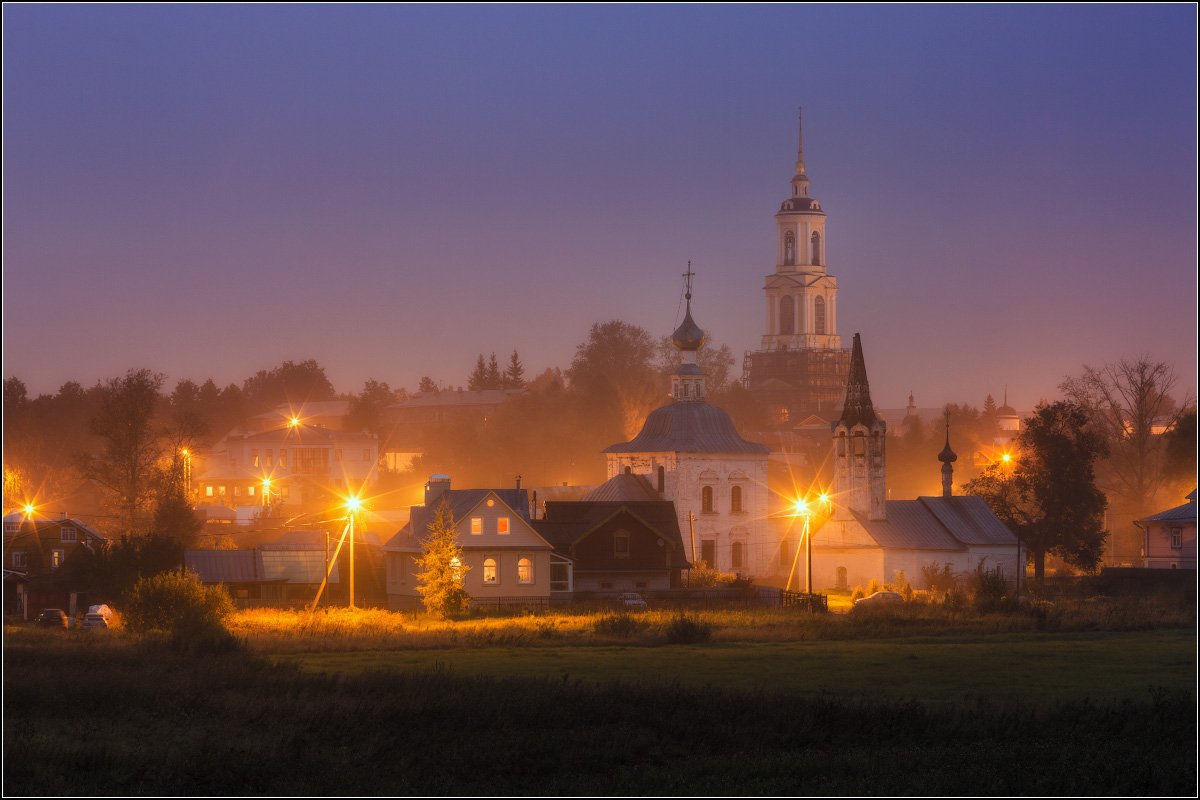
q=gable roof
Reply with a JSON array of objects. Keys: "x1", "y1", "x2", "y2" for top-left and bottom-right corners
[
  {"x1": 383, "y1": 488, "x2": 532, "y2": 551},
  {"x1": 1139, "y1": 491, "x2": 1198, "y2": 525},
  {"x1": 185, "y1": 547, "x2": 340, "y2": 584},
  {"x1": 583, "y1": 473, "x2": 659, "y2": 502},
  {"x1": 603, "y1": 402, "x2": 770, "y2": 455},
  {"x1": 845, "y1": 496, "x2": 1018, "y2": 551},
  {"x1": 533, "y1": 500, "x2": 690, "y2": 569}
]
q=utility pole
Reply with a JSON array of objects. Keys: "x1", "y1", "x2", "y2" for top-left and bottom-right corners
[{"x1": 688, "y1": 510, "x2": 696, "y2": 588}]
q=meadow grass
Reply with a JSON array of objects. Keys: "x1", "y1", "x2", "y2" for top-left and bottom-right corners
[{"x1": 4, "y1": 626, "x2": 1194, "y2": 796}]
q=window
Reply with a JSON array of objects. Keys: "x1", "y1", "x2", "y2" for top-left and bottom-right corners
[
  {"x1": 657, "y1": 466, "x2": 665, "y2": 493},
  {"x1": 780, "y1": 538, "x2": 792, "y2": 567},
  {"x1": 12, "y1": 551, "x2": 27, "y2": 569},
  {"x1": 51, "y1": 549, "x2": 64, "y2": 570},
  {"x1": 784, "y1": 231, "x2": 795, "y2": 266},
  {"x1": 218, "y1": 485, "x2": 227, "y2": 497},
  {"x1": 701, "y1": 539, "x2": 716, "y2": 568},
  {"x1": 497, "y1": 517, "x2": 510, "y2": 535},
  {"x1": 265, "y1": 449, "x2": 273, "y2": 468},
  {"x1": 362, "y1": 449, "x2": 371, "y2": 462},
  {"x1": 278, "y1": 450, "x2": 287, "y2": 468},
  {"x1": 701, "y1": 486, "x2": 714, "y2": 513},
  {"x1": 251, "y1": 449, "x2": 260, "y2": 467},
  {"x1": 471, "y1": 518, "x2": 482, "y2": 535},
  {"x1": 233, "y1": 485, "x2": 242, "y2": 497},
  {"x1": 517, "y1": 557, "x2": 533, "y2": 584},
  {"x1": 731, "y1": 541, "x2": 744, "y2": 569},
  {"x1": 731, "y1": 486, "x2": 743, "y2": 514},
  {"x1": 550, "y1": 562, "x2": 569, "y2": 592},
  {"x1": 248, "y1": 485, "x2": 256, "y2": 497},
  {"x1": 814, "y1": 296, "x2": 826, "y2": 335},
  {"x1": 1170, "y1": 528, "x2": 1183, "y2": 549},
  {"x1": 450, "y1": 556, "x2": 463, "y2": 580},
  {"x1": 483, "y1": 558, "x2": 498, "y2": 584},
  {"x1": 853, "y1": 435, "x2": 865, "y2": 456},
  {"x1": 335, "y1": 449, "x2": 343, "y2": 462},
  {"x1": 779, "y1": 295, "x2": 795, "y2": 335},
  {"x1": 811, "y1": 231, "x2": 821, "y2": 265},
  {"x1": 60, "y1": 526, "x2": 78, "y2": 543},
  {"x1": 205, "y1": 485, "x2": 214, "y2": 498},
  {"x1": 294, "y1": 448, "x2": 328, "y2": 474},
  {"x1": 614, "y1": 531, "x2": 630, "y2": 558}
]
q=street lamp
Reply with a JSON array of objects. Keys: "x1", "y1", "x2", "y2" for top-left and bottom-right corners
[
  {"x1": 261, "y1": 478, "x2": 272, "y2": 510},
  {"x1": 344, "y1": 494, "x2": 363, "y2": 609},
  {"x1": 788, "y1": 492, "x2": 832, "y2": 594}
]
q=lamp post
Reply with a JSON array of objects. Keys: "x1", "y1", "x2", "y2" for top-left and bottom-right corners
[{"x1": 344, "y1": 495, "x2": 362, "y2": 609}]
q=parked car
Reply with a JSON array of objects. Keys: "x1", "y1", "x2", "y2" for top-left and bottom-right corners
[
  {"x1": 853, "y1": 590, "x2": 905, "y2": 607},
  {"x1": 36, "y1": 609, "x2": 69, "y2": 628},
  {"x1": 619, "y1": 592, "x2": 648, "y2": 610},
  {"x1": 81, "y1": 613, "x2": 109, "y2": 631}
]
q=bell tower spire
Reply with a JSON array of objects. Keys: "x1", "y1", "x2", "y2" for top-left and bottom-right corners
[
  {"x1": 832, "y1": 333, "x2": 888, "y2": 521},
  {"x1": 670, "y1": 262, "x2": 707, "y2": 403},
  {"x1": 791, "y1": 107, "x2": 810, "y2": 198}
]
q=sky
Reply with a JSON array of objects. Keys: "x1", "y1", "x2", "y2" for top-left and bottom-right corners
[{"x1": 4, "y1": 5, "x2": 1197, "y2": 412}]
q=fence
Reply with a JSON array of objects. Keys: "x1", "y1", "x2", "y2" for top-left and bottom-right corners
[{"x1": 753, "y1": 586, "x2": 828, "y2": 612}]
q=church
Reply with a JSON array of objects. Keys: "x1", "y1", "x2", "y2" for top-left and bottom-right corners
[
  {"x1": 602, "y1": 275, "x2": 774, "y2": 578},
  {"x1": 743, "y1": 111, "x2": 851, "y2": 426},
  {"x1": 812, "y1": 334, "x2": 1024, "y2": 593}
]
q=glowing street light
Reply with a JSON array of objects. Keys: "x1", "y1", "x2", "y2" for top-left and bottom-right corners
[
  {"x1": 22, "y1": 503, "x2": 36, "y2": 518},
  {"x1": 288, "y1": 416, "x2": 301, "y2": 429},
  {"x1": 261, "y1": 478, "x2": 272, "y2": 509},
  {"x1": 788, "y1": 492, "x2": 832, "y2": 595},
  {"x1": 344, "y1": 493, "x2": 364, "y2": 609}
]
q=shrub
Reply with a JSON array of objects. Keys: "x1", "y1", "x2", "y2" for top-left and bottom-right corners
[
  {"x1": 921, "y1": 562, "x2": 957, "y2": 593},
  {"x1": 593, "y1": 613, "x2": 645, "y2": 638},
  {"x1": 124, "y1": 569, "x2": 234, "y2": 635},
  {"x1": 888, "y1": 570, "x2": 914, "y2": 601},
  {"x1": 864, "y1": 578, "x2": 882, "y2": 596},
  {"x1": 970, "y1": 563, "x2": 1013, "y2": 612},
  {"x1": 850, "y1": 586, "x2": 865, "y2": 602},
  {"x1": 663, "y1": 614, "x2": 712, "y2": 645},
  {"x1": 943, "y1": 588, "x2": 967, "y2": 611}
]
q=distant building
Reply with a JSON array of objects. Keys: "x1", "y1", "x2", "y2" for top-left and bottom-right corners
[
  {"x1": 3, "y1": 514, "x2": 107, "y2": 617},
  {"x1": 811, "y1": 335, "x2": 1023, "y2": 592},
  {"x1": 603, "y1": 278, "x2": 773, "y2": 577},
  {"x1": 381, "y1": 388, "x2": 525, "y2": 471},
  {"x1": 1136, "y1": 489, "x2": 1196, "y2": 570},
  {"x1": 743, "y1": 111, "x2": 851, "y2": 424}
]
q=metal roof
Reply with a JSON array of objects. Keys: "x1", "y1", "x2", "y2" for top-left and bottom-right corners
[
  {"x1": 583, "y1": 473, "x2": 660, "y2": 502},
  {"x1": 383, "y1": 488, "x2": 531, "y2": 551},
  {"x1": 846, "y1": 496, "x2": 1017, "y2": 551},
  {"x1": 1140, "y1": 496, "x2": 1197, "y2": 525},
  {"x1": 185, "y1": 550, "x2": 258, "y2": 583},
  {"x1": 533, "y1": 501, "x2": 690, "y2": 569},
  {"x1": 918, "y1": 496, "x2": 1018, "y2": 546},
  {"x1": 603, "y1": 402, "x2": 770, "y2": 455}
]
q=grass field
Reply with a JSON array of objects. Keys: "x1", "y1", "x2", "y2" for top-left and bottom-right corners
[
  {"x1": 279, "y1": 629, "x2": 1196, "y2": 704},
  {"x1": 4, "y1": 601, "x2": 1196, "y2": 795}
]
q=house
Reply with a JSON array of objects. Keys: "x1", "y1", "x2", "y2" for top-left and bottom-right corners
[
  {"x1": 1136, "y1": 489, "x2": 1197, "y2": 570},
  {"x1": 3, "y1": 514, "x2": 107, "y2": 617},
  {"x1": 533, "y1": 473, "x2": 691, "y2": 595},
  {"x1": 381, "y1": 475, "x2": 558, "y2": 610},
  {"x1": 809, "y1": 334, "x2": 1023, "y2": 593}
]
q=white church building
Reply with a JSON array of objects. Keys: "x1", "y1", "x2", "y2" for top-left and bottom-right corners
[{"x1": 812, "y1": 334, "x2": 1024, "y2": 593}]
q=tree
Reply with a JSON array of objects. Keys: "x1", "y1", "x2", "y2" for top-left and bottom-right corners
[
  {"x1": 79, "y1": 369, "x2": 166, "y2": 535},
  {"x1": 242, "y1": 359, "x2": 336, "y2": 410},
  {"x1": 1162, "y1": 408, "x2": 1196, "y2": 485},
  {"x1": 503, "y1": 350, "x2": 526, "y2": 389},
  {"x1": 567, "y1": 320, "x2": 661, "y2": 439},
  {"x1": 344, "y1": 379, "x2": 398, "y2": 438},
  {"x1": 467, "y1": 355, "x2": 489, "y2": 391},
  {"x1": 417, "y1": 376, "x2": 439, "y2": 394},
  {"x1": 484, "y1": 353, "x2": 503, "y2": 389},
  {"x1": 964, "y1": 401, "x2": 1108, "y2": 588},
  {"x1": 1060, "y1": 357, "x2": 1185, "y2": 517},
  {"x1": 414, "y1": 498, "x2": 469, "y2": 617},
  {"x1": 151, "y1": 485, "x2": 203, "y2": 548}
]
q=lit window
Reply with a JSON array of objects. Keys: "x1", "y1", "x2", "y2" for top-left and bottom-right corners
[
  {"x1": 248, "y1": 485, "x2": 255, "y2": 497},
  {"x1": 233, "y1": 485, "x2": 242, "y2": 497},
  {"x1": 60, "y1": 527, "x2": 78, "y2": 543},
  {"x1": 205, "y1": 485, "x2": 214, "y2": 498},
  {"x1": 12, "y1": 552, "x2": 27, "y2": 569},
  {"x1": 278, "y1": 450, "x2": 287, "y2": 468},
  {"x1": 450, "y1": 556, "x2": 463, "y2": 580},
  {"x1": 251, "y1": 449, "x2": 260, "y2": 467},
  {"x1": 471, "y1": 518, "x2": 482, "y2": 535},
  {"x1": 218, "y1": 485, "x2": 227, "y2": 497},
  {"x1": 518, "y1": 557, "x2": 533, "y2": 583},
  {"x1": 51, "y1": 549, "x2": 64, "y2": 569},
  {"x1": 497, "y1": 517, "x2": 510, "y2": 535},
  {"x1": 702, "y1": 486, "x2": 714, "y2": 513},
  {"x1": 483, "y1": 558, "x2": 498, "y2": 584},
  {"x1": 614, "y1": 532, "x2": 630, "y2": 558},
  {"x1": 265, "y1": 450, "x2": 274, "y2": 468}
]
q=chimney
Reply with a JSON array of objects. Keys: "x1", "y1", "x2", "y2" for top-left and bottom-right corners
[
  {"x1": 515, "y1": 475, "x2": 522, "y2": 492},
  {"x1": 425, "y1": 474, "x2": 451, "y2": 506}
]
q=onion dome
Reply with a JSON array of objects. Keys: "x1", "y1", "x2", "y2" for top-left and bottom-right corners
[
  {"x1": 671, "y1": 306, "x2": 706, "y2": 351},
  {"x1": 938, "y1": 424, "x2": 958, "y2": 463}
]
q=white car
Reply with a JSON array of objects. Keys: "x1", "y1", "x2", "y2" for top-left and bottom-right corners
[
  {"x1": 619, "y1": 592, "x2": 648, "y2": 610},
  {"x1": 81, "y1": 613, "x2": 109, "y2": 630},
  {"x1": 853, "y1": 590, "x2": 905, "y2": 607}
]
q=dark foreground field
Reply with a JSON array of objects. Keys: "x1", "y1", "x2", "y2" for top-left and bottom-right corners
[{"x1": 4, "y1": 627, "x2": 1196, "y2": 796}]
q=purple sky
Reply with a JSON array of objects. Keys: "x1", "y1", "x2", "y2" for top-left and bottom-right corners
[{"x1": 4, "y1": 5, "x2": 1196, "y2": 412}]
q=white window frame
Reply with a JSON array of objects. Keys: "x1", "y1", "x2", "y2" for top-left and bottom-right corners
[
  {"x1": 483, "y1": 557, "x2": 499, "y2": 585},
  {"x1": 517, "y1": 556, "x2": 533, "y2": 584},
  {"x1": 12, "y1": 551, "x2": 28, "y2": 569},
  {"x1": 470, "y1": 518, "x2": 483, "y2": 535},
  {"x1": 60, "y1": 526, "x2": 78, "y2": 543}
]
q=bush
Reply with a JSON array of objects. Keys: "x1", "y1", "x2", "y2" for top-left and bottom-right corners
[
  {"x1": 970, "y1": 564, "x2": 1014, "y2": 612},
  {"x1": 888, "y1": 570, "x2": 914, "y2": 601},
  {"x1": 921, "y1": 562, "x2": 957, "y2": 593},
  {"x1": 593, "y1": 613, "x2": 646, "y2": 638},
  {"x1": 864, "y1": 578, "x2": 882, "y2": 596},
  {"x1": 663, "y1": 614, "x2": 712, "y2": 645},
  {"x1": 124, "y1": 569, "x2": 235, "y2": 635}
]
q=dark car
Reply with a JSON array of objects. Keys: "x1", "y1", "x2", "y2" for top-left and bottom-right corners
[{"x1": 36, "y1": 609, "x2": 69, "y2": 629}]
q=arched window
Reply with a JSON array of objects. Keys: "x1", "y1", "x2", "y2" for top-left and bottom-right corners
[
  {"x1": 779, "y1": 295, "x2": 795, "y2": 335},
  {"x1": 624, "y1": 465, "x2": 632, "y2": 476},
  {"x1": 731, "y1": 542, "x2": 745, "y2": 570},
  {"x1": 814, "y1": 296, "x2": 826, "y2": 335},
  {"x1": 730, "y1": 485, "x2": 743, "y2": 514},
  {"x1": 657, "y1": 466, "x2": 665, "y2": 493},
  {"x1": 701, "y1": 486, "x2": 714, "y2": 513},
  {"x1": 784, "y1": 231, "x2": 795, "y2": 266},
  {"x1": 811, "y1": 231, "x2": 821, "y2": 265},
  {"x1": 517, "y1": 557, "x2": 533, "y2": 584},
  {"x1": 483, "y1": 558, "x2": 498, "y2": 584}
]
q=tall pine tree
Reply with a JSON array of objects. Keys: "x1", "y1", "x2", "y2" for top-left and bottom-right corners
[
  {"x1": 504, "y1": 350, "x2": 526, "y2": 389},
  {"x1": 415, "y1": 498, "x2": 469, "y2": 617}
]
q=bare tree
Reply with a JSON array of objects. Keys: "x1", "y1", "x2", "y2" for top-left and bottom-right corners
[{"x1": 1060, "y1": 357, "x2": 1188, "y2": 517}]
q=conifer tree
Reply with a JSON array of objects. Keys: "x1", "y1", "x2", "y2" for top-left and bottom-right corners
[
  {"x1": 484, "y1": 353, "x2": 502, "y2": 389},
  {"x1": 504, "y1": 349, "x2": 526, "y2": 389},
  {"x1": 415, "y1": 497, "x2": 469, "y2": 617},
  {"x1": 467, "y1": 355, "x2": 488, "y2": 391}
]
